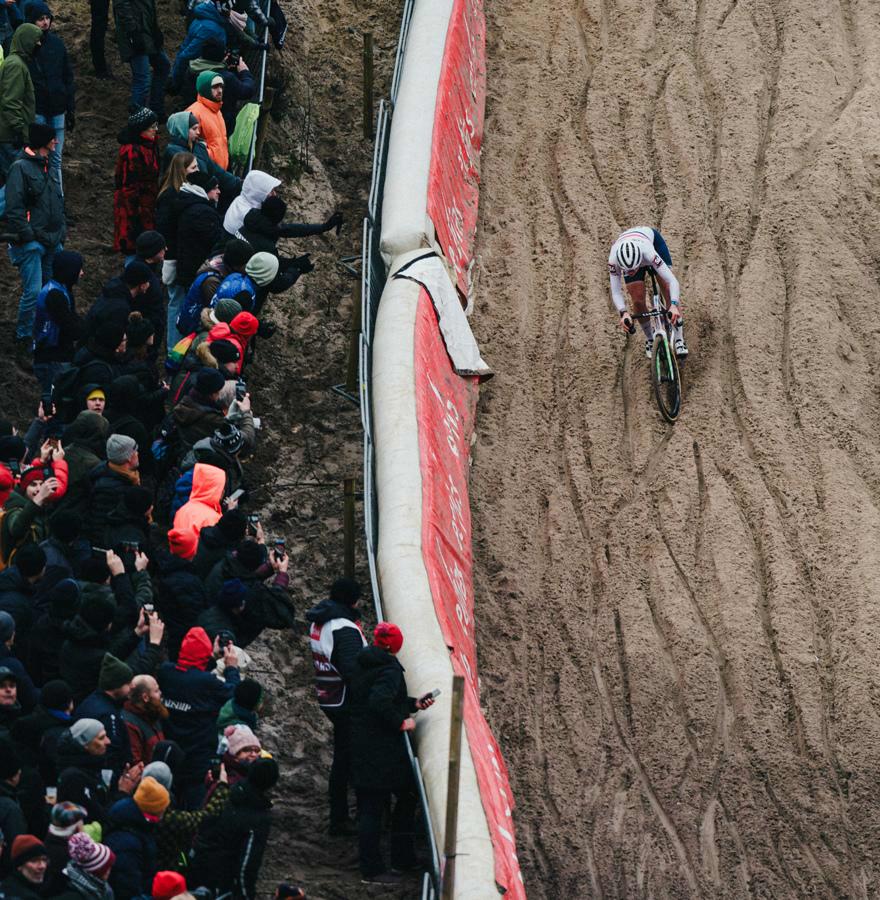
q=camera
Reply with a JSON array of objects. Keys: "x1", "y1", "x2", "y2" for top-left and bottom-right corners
[
  {"x1": 225, "y1": 48, "x2": 240, "y2": 69},
  {"x1": 235, "y1": 378, "x2": 247, "y2": 401},
  {"x1": 217, "y1": 629, "x2": 235, "y2": 649},
  {"x1": 273, "y1": 537, "x2": 285, "y2": 560},
  {"x1": 247, "y1": 513, "x2": 259, "y2": 536}
]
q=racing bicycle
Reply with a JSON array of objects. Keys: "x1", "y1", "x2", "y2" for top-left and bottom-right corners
[{"x1": 626, "y1": 271, "x2": 682, "y2": 423}]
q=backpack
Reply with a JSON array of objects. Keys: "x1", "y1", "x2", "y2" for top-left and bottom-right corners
[{"x1": 176, "y1": 269, "x2": 222, "y2": 336}]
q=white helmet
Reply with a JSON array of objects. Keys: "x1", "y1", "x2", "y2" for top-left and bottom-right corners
[{"x1": 615, "y1": 239, "x2": 643, "y2": 272}]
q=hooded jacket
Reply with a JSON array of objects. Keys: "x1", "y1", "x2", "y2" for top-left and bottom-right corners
[
  {"x1": 105, "y1": 796, "x2": 158, "y2": 899},
  {"x1": 0, "y1": 24, "x2": 41, "y2": 144},
  {"x1": 163, "y1": 111, "x2": 240, "y2": 197},
  {"x1": 4, "y1": 148, "x2": 66, "y2": 248},
  {"x1": 156, "y1": 626, "x2": 239, "y2": 783},
  {"x1": 205, "y1": 312, "x2": 257, "y2": 373},
  {"x1": 32, "y1": 250, "x2": 83, "y2": 363},
  {"x1": 187, "y1": 57, "x2": 254, "y2": 134},
  {"x1": 1, "y1": 456, "x2": 69, "y2": 555},
  {"x1": 168, "y1": 463, "x2": 225, "y2": 559},
  {"x1": 171, "y1": 391, "x2": 225, "y2": 452},
  {"x1": 186, "y1": 71, "x2": 228, "y2": 170},
  {"x1": 56, "y1": 411, "x2": 109, "y2": 516},
  {"x1": 175, "y1": 183, "x2": 224, "y2": 286},
  {"x1": 240, "y1": 199, "x2": 330, "y2": 255},
  {"x1": 170, "y1": 2, "x2": 226, "y2": 89},
  {"x1": 223, "y1": 170, "x2": 280, "y2": 237},
  {"x1": 24, "y1": 9, "x2": 75, "y2": 118}
]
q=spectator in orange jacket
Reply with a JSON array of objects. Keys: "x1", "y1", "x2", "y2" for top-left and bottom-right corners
[
  {"x1": 167, "y1": 462, "x2": 227, "y2": 559},
  {"x1": 186, "y1": 71, "x2": 228, "y2": 171}
]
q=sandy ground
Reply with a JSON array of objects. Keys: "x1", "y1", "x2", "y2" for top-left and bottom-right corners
[
  {"x1": 0, "y1": 0, "x2": 419, "y2": 896},
  {"x1": 470, "y1": 0, "x2": 880, "y2": 896}
]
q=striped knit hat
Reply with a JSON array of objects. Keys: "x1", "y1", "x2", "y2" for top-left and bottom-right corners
[{"x1": 68, "y1": 832, "x2": 115, "y2": 876}]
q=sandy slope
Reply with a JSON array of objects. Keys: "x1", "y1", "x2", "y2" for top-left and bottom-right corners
[{"x1": 470, "y1": 0, "x2": 880, "y2": 896}]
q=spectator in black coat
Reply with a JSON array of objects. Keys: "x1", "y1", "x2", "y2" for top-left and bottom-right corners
[
  {"x1": 38, "y1": 514, "x2": 90, "y2": 590},
  {"x1": 0, "y1": 739, "x2": 27, "y2": 868},
  {"x1": 105, "y1": 378, "x2": 153, "y2": 485},
  {"x1": 25, "y1": 3, "x2": 74, "y2": 193},
  {"x1": 0, "y1": 614, "x2": 39, "y2": 714},
  {"x1": 175, "y1": 172, "x2": 223, "y2": 288},
  {"x1": 12, "y1": 680, "x2": 73, "y2": 787},
  {"x1": 1, "y1": 835, "x2": 49, "y2": 898},
  {"x1": 66, "y1": 320, "x2": 129, "y2": 419},
  {"x1": 188, "y1": 757, "x2": 278, "y2": 900},
  {"x1": 191, "y1": 508, "x2": 246, "y2": 580},
  {"x1": 28, "y1": 580, "x2": 80, "y2": 685},
  {"x1": 127, "y1": 231, "x2": 166, "y2": 348},
  {"x1": 86, "y1": 435, "x2": 140, "y2": 545},
  {"x1": 43, "y1": 801, "x2": 88, "y2": 896},
  {"x1": 74, "y1": 654, "x2": 135, "y2": 776},
  {"x1": 305, "y1": 578, "x2": 367, "y2": 835},
  {"x1": 83, "y1": 264, "x2": 153, "y2": 346},
  {"x1": 152, "y1": 551, "x2": 207, "y2": 661},
  {"x1": 197, "y1": 577, "x2": 247, "y2": 645},
  {"x1": 349, "y1": 623, "x2": 435, "y2": 884},
  {"x1": 0, "y1": 544, "x2": 46, "y2": 645},
  {"x1": 56, "y1": 413, "x2": 108, "y2": 516}
]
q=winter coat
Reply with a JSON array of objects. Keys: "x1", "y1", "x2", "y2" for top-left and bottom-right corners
[
  {"x1": 181, "y1": 436, "x2": 245, "y2": 501},
  {"x1": 223, "y1": 170, "x2": 279, "y2": 238},
  {"x1": 0, "y1": 649, "x2": 37, "y2": 713},
  {"x1": 74, "y1": 690, "x2": 132, "y2": 775},
  {"x1": 204, "y1": 313, "x2": 257, "y2": 374},
  {"x1": 0, "y1": 781, "x2": 27, "y2": 863},
  {"x1": 32, "y1": 278, "x2": 81, "y2": 364},
  {"x1": 215, "y1": 698, "x2": 257, "y2": 734},
  {"x1": 68, "y1": 344, "x2": 125, "y2": 400},
  {"x1": 11, "y1": 703, "x2": 68, "y2": 784},
  {"x1": 153, "y1": 551, "x2": 207, "y2": 661},
  {"x1": 154, "y1": 780, "x2": 228, "y2": 871},
  {"x1": 167, "y1": 463, "x2": 225, "y2": 560},
  {"x1": 171, "y1": 391, "x2": 225, "y2": 452},
  {"x1": 121, "y1": 699, "x2": 164, "y2": 765},
  {"x1": 56, "y1": 411, "x2": 109, "y2": 517},
  {"x1": 0, "y1": 458, "x2": 68, "y2": 552},
  {"x1": 196, "y1": 604, "x2": 238, "y2": 645},
  {"x1": 186, "y1": 58, "x2": 255, "y2": 134},
  {"x1": 51, "y1": 864, "x2": 114, "y2": 900},
  {"x1": 191, "y1": 520, "x2": 238, "y2": 580},
  {"x1": 0, "y1": 870, "x2": 42, "y2": 900},
  {"x1": 112, "y1": 0, "x2": 163, "y2": 62},
  {"x1": 240, "y1": 205, "x2": 328, "y2": 255},
  {"x1": 175, "y1": 185, "x2": 224, "y2": 287},
  {"x1": 163, "y1": 111, "x2": 240, "y2": 198},
  {"x1": 26, "y1": 28, "x2": 74, "y2": 117},
  {"x1": 170, "y1": 3, "x2": 226, "y2": 89},
  {"x1": 188, "y1": 780, "x2": 272, "y2": 900},
  {"x1": 4, "y1": 149, "x2": 66, "y2": 248},
  {"x1": 186, "y1": 86, "x2": 228, "y2": 171},
  {"x1": 349, "y1": 646, "x2": 418, "y2": 792},
  {"x1": 113, "y1": 132, "x2": 160, "y2": 254},
  {"x1": 0, "y1": 24, "x2": 40, "y2": 145},
  {"x1": 153, "y1": 186, "x2": 182, "y2": 263},
  {"x1": 0, "y1": 566, "x2": 38, "y2": 638},
  {"x1": 305, "y1": 599, "x2": 366, "y2": 711},
  {"x1": 105, "y1": 797, "x2": 158, "y2": 899},
  {"x1": 85, "y1": 462, "x2": 140, "y2": 546},
  {"x1": 156, "y1": 627, "x2": 239, "y2": 783},
  {"x1": 55, "y1": 730, "x2": 116, "y2": 823}
]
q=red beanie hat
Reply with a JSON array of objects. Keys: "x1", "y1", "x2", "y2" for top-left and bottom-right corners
[
  {"x1": 152, "y1": 871, "x2": 187, "y2": 900},
  {"x1": 373, "y1": 622, "x2": 403, "y2": 654},
  {"x1": 11, "y1": 835, "x2": 48, "y2": 867},
  {"x1": 18, "y1": 464, "x2": 48, "y2": 491},
  {"x1": 0, "y1": 464, "x2": 13, "y2": 507},
  {"x1": 230, "y1": 311, "x2": 258, "y2": 338}
]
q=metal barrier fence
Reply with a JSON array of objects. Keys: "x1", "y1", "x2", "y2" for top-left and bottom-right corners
[{"x1": 359, "y1": 5, "x2": 440, "y2": 897}]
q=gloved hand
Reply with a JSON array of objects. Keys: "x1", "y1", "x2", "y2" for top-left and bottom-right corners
[
  {"x1": 65, "y1": 110, "x2": 76, "y2": 132},
  {"x1": 293, "y1": 253, "x2": 314, "y2": 274},
  {"x1": 129, "y1": 33, "x2": 146, "y2": 53},
  {"x1": 256, "y1": 320, "x2": 277, "y2": 338},
  {"x1": 324, "y1": 211, "x2": 343, "y2": 235}
]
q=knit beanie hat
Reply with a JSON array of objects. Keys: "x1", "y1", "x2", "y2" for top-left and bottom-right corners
[
  {"x1": 123, "y1": 260, "x2": 153, "y2": 288},
  {"x1": 188, "y1": 171, "x2": 219, "y2": 193},
  {"x1": 152, "y1": 871, "x2": 187, "y2": 900},
  {"x1": 212, "y1": 421, "x2": 244, "y2": 454},
  {"x1": 236, "y1": 540, "x2": 264, "y2": 571},
  {"x1": 0, "y1": 613, "x2": 14, "y2": 644},
  {"x1": 208, "y1": 339, "x2": 240, "y2": 365},
  {"x1": 79, "y1": 592, "x2": 114, "y2": 630},
  {"x1": 70, "y1": 719, "x2": 104, "y2": 747},
  {"x1": 224, "y1": 724, "x2": 260, "y2": 756},
  {"x1": 247, "y1": 756, "x2": 279, "y2": 792},
  {"x1": 52, "y1": 251, "x2": 84, "y2": 287},
  {"x1": 41, "y1": 679, "x2": 73, "y2": 712},
  {"x1": 134, "y1": 776, "x2": 171, "y2": 817},
  {"x1": 217, "y1": 508, "x2": 246, "y2": 542},
  {"x1": 50, "y1": 802, "x2": 87, "y2": 837},
  {"x1": 373, "y1": 622, "x2": 404, "y2": 654},
  {"x1": 230, "y1": 311, "x2": 258, "y2": 338},
  {"x1": 11, "y1": 835, "x2": 48, "y2": 867},
  {"x1": 0, "y1": 738, "x2": 21, "y2": 780},
  {"x1": 15, "y1": 542, "x2": 46, "y2": 578},
  {"x1": 217, "y1": 578, "x2": 248, "y2": 611},
  {"x1": 142, "y1": 761, "x2": 172, "y2": 790},
  {"x1": 85, "y1": 387, "x2": 106, "y2": 403},
  {"x1": 98, "y1": 653, "x2": 133, "y2": 691},
  {"x1": 195, "y1": 367, "x2": 226, "y2": 395},
  {"x1": 28, "y1": 122, "x2": 56, "y2": 149},
  {"x1": 329, "y1": 577, "x2": 361, "y2": 607},
  {"x1": 68, "y1": 832, "x2": 115, "y2": 876},
  {"x1": 106, "y1": 433, "x2": 137, "y2": 464},
  {"x1": 211, "y1": 298, "x2": 243, "y2": 324},
  {"x1": 244, "y1": 252, "x2": 280, "y2": 286},
  {"x1": 234, "y1": 679, "x2": 263, "y2": 711},
  {"x1": 135, "y1": 230, "x2": 166, "y2": 259},
  {"x1": 128, "y1": 107, "x2": 158, "y2": 131},
  {"x1": 19, "y1": 464, "x2": 49, "y2": 492},
  {"x1": 196, "y1": 70, "x2": 221, "y2": 98},
  {"x1": 123, "y1": 485, "x2": 153, "y2": 517},
  {"x1": 25, "y1": 1, "x2": 52, "y2": 23},
  {"x1": 223, "y1": 239, "x2": 253, "y2": 270}
]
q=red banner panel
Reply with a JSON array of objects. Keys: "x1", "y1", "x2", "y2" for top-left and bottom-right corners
[
  {"x1": 414, "y1": 290, "x2": 525, "y2": 898},
  {"x1": 427, "y1": 0, "x2": 486, "y2": 300}
]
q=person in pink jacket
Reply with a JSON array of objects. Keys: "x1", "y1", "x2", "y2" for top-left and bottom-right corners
[{"x1": 167, "y1": 462, "x2": 228, "y2": 559}]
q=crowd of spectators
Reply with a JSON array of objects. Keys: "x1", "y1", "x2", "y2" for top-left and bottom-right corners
[{"x1": 0, "y1": 0, "x2": 440, "y2": 891}]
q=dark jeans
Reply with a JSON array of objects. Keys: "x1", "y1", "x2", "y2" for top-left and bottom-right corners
[
  {"x1": 130, "y1": 52, "x2": 170, "y2": 118},
  {"x1": 89, "y1": 0, "x2": 110, "y2": 74},
  {"x1": 356, "y1": 785, "x2": 418, "y2": 878},
  {"x1": 324, "y1": 708, "x2": 352, "y2": 825}
]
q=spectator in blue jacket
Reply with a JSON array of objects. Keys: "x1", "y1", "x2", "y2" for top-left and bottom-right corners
[
  {"x1": 24, "y1": 2, "x2": 73, "y2": 193},
  {"x1": 156, "y1": 625, "x2": 239, "y2": 808},
  {"x1": 169, "y1": 1, "x2": 226, "y2": 93}
]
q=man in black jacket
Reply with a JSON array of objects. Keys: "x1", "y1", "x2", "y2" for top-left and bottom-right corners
[
  {"x1": 113, "y1": 0, "x2": 168, "y2": 116},
  {"x1": 175, "y1": 172, "x2": 223, "y2": 289},
  {"x1": 83, "y1": 263, "x2": 152, "y2": 346},
  {"x1": 305, "y1": 578, "x2": 366, "y2": 835},
  {"x1": 24, "y1": 3, "x2": 74, "y2": 194},
  {"x1": 349, "y1": 623, "x2": 434, "y2": 885},
  {"x1": 85, "y1": 435, "x2": 140, "y2": 545},
  {"x1": 0, "y1": 544, "x2": 46, "y2": 648},
  {"x1": 191, "y1": 508, "x2": 245, "y2": 580}
]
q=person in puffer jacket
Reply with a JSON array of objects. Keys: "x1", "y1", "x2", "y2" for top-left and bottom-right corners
[
  {"x1": 2, "y1": 450, "x2": 69, "y2": 559},
  {"x1": 156, "y1": 626, "x2": 239, "y2": 808},
  {"x1": 163, "y1": 110, "x2": 240, "y2": 199},
  {"x1": 169, "y1": 1, "x2": 226, "y2": 93},
  {"x1": 185, "y1": 71, "x2": 227, "y2": 170},
  {"x1": 205, "y1": 311, "x2": 258, "y2": 373},
  {"x1": 167, "y1": 463, "x2": 226, "y2": 560}
]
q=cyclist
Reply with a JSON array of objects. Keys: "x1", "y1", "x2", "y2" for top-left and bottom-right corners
[{"x1": 608, "y1": 226, "x2": 688, "y2": 359}]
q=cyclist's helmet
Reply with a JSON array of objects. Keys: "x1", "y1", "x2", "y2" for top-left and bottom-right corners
[{"x1": 615, "y1": 239, "x2": 643, "y2": 273}]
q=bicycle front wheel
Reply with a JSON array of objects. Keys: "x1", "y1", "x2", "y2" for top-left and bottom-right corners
[{"x1": 651, "y1": 335, "x2": 681, "y2": 423}]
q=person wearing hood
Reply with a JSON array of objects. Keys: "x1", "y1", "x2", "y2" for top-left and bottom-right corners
[
  {"x1": 31, "y1": 249, "x2": 83, "y2": 405},
  {"x1": 56, "y1": 411, "x2": 108, "y2": 517},
  {"x1": 67, "y1": 320, "x2": 129, "y2": 419},
  {"x1": 349, "y1": 623, "x2": 435, "y2": 884},
  {"x1": 306, "y1": 577, "x2": 367, "y2": 835},
  {"x1": 113, "y1": 108, "x2": 161, "y2": 257},
  {"x1": 167, "y1": 463, "x2": 226, "y2": 560},
  {"x1": 113, "y1": 0, "x2": 168, "y2": 118},
  {"x1": 54, "y1": 831, "x2": 116, "y2": 900},
  {"x1": 2, "y1": 451, "x2": 68, "y2": 561},
  {"x1": 163, "y1": 110, "x2": 241, "y2": 201},
  {"x1": 25, "y1": 2, "x2": 73, "y2": 193},
  {"x1": 185, "y1": 71, "x2": 228, "y2": 170},
  {"x1": 205, "y1": 309, "x2": 259, "y2": 372},
  {"x1": 175, "y1": 171, "x2": 224, "y2": 289},
  {"x1": 157, "y1": 626, "x2": 239, "y2": 808},
  {"x1": 169, "y1": 1, "x2": 226, "y2": 93},
  {"x1": 223, "y1": 170, "x2": 280, "y2": 239},
  {"x1": 5, "y1": 121, "x2": 66, "y2": 348},
  {"x1": 0, "y1": 24, "x2": 41, "y2": 208},
  {"x1": 185, "y1": 39, "x2": 254, "y2": 134}
]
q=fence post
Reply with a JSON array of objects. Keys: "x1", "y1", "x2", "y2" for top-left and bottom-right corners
[
  {"x1": 441, "y1": 676, "x2": 465, "y2": 899},
  {"x1": 254, "y1": 86, "x2": 276, "y2": 169},
  {"x1": 343, "y1": 478, "x2": 356, "y2": 578},
  {"x1": 363, "y1": 32, "x2": 374, "y2": 140}
]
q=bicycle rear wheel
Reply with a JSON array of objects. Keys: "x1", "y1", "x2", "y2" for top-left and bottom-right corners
[{"x1": 651, "y1": 335, "x2": 681, "y2": 423}]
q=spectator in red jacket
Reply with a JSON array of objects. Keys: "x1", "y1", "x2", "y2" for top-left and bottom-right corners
[
  {"x1": 122, "y1": 674, "x2": 167, "y2": 765},
  {"x1": 113, "y1": 108, "x2": 161, "y2": 257}
]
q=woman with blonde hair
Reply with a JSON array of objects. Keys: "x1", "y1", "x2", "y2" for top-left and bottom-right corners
[{"x1": 155, "y1": 151, "x2": 198, "y2": 347}]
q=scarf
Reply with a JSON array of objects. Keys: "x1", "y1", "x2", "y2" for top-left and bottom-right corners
[{"x1": 63, "y1": 865, "x2": 114, "y2": 900}]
